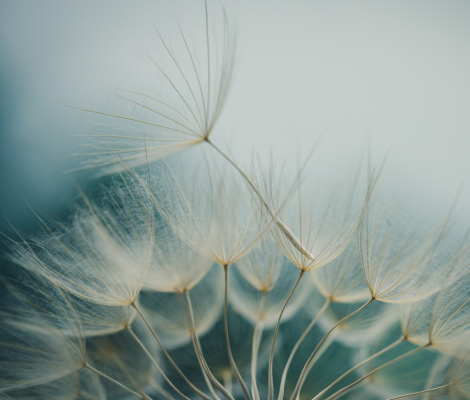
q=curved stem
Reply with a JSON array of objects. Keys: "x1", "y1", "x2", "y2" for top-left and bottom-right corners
[
  {"x1": 386, "y1": 384, "x2": 452, "y2": 400},
  {"x1": 85, "y1": 363, "x2": 150, "y2": 400},
  {"x1": 289, "y1": 297, "x2": 374, "y2": 400},
  {"x1": 268, "y1": 269, "x2": 305, "y2": 400},
  {"x1": 278, "y1": 299, "x2": 330, "y2": 400},
  {"x1": 149, "y1": 378, "x2": 175, "y2": 400},
  {"x1": 325, "y1": 343, "x2": 430, "y2": 400},
  {"x1": 298, "y1": 329, "x2": 339, "y2": 397},
  {"x1": 252, "y1": 292, "x2": 267, "y2": 400},
  {"x1": 126, "y1": 326, "x2": 190, "y2": 400},
  {"x1": 184, "y1": 291, "x2": 233, "y2": 400},
  {"x1": 312, "y1": 336, "x2": 405, "y2": 400},
  {"x1": 224, "y1": 264, "x2": 252, "y2": 400},
  {"x1": 132, "y1": 303, "x2": 212, "y2": 400}
]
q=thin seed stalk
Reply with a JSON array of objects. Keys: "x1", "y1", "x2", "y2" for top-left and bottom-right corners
[
  {"x1": 268, "y1": 269, "x2": 306, "y2": 400},
  {"x1": 252, "y1": 291, "x2": 267, "y2": 400},
  {"x1": 132, "y1": 303, "x2": 212, "y2": 400},
  {"x1": 386, "y1": 383, "x2": 452, "y2": 400},
  {"x1": 223, "y1": 264, "x2": 252, "y2": 400},
  {"x1": 277, "y1": 298, "x2": 330, "y2": 400},
  {"x1": 85, "y1": 363, "x2": 150, "y2": 400},
  {"x1": 289, "y1": 297, "x2": 375, "y2": 400},
  {"x1": 324, "y1": 343, "x2": 430, "y2": 400},
  {"x1": 312, "y1": 336, "x2": 405, "y2": 400},
  {"x1": 184, "y1": 290, "x2": 232, "y2": 400},
  {"x1": 126, "y1": 326, "x2": 191, "y2": 400},
  {"x1": 149, "y1": 378, "x2": 175, "y2": 400},
  {"x1": 299, "y1": 331, "x2": 339, "y2": 396}
]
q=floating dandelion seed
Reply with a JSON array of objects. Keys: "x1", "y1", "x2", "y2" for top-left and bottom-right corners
[
  {"x1": 402, "y1": 272, "x2": 470, "y2": 356},
  {"x1": 71, "y1": 3, "x2": 235, "y2": 176},
  {"x1": 150, "y1": 163, "x2": 270, "y2": 267}
]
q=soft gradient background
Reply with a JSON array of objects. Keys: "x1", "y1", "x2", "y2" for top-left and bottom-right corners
[{"x1": 1, "y1": 0, "x2": 470, "y2": 253}]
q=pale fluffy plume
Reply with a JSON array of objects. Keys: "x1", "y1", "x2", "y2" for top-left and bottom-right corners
[
  {"x1": 0, "y1": 281, "x2": 86, "y2": 392},
  {"x1": 311, "y1": 238, "x2": 371, "y2": 303},
  {"x1": 144, "y1": 217, "x2": 213, "y2": 293},
  {"x1": 150, "y1": 163, "x2": 270, "y2": 266},
  {"x1": 359, "y1": 195, "x2": 470, "y2": 303},
  {"x1": 8, "y1": 175, "x2": 155, "y2": 306},
  {"x1": 402, "y1": 273, "x2": 470, "y2": 355},
  {"x1": 235, "y1": 237, "x2": 284, "y2": 293},
  {"x1": 229, "y1": 259, "x2": 311, "y2": 327},
  {"x1": 255, "y1": 160, "x2": 373, "y2": 272},
  {"x1": 71, "y1": 6, "x2": 235, "y2": 176}
]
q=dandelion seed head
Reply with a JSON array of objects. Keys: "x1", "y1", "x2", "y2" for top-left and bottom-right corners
[{"x1": 4, "y1": 3, "x2": 470, "y2": 400}]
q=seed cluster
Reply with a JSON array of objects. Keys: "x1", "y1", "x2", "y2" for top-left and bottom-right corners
[{"x1": 2, "y1": 3, "x2": 470, "y2": 400}]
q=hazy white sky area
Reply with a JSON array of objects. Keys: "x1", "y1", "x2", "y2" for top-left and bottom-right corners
[{"x1": 1, "y1": 0, "x2": 470, "y2": 238}]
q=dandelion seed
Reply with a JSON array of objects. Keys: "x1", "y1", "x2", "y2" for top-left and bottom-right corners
[
  {"x1": 230, "y1": 240, "x2": 310, "y2": 327},
  {"x1": 71, "y1": 3, "x2": 235, "y2": 176},
  {"x1": 140, "y1": 265, "x2": 224, "y2": 349},
  {"x1": 359, "y1": 194, "x2": 470, "y2": 303},
  {"x1": 0, "y1": 281, "x2": 86, "y2": 393},
  {"x1": 266, "y1": 164, "x2": 372, "y2": 273},
  {"x1": 8, "y1": 176, "x2": 154, "y2": 307},
  {"x1": 151, "y1": 163, "x2": 270, "y2": 267},
  {"x1": 311, "y1": 238, "x2": 370, "y2": 304},
  {"x1": 402, "y1": 272, "x2": 470, "y2": 356}
]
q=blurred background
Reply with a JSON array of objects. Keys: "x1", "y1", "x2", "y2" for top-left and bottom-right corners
[{"x1": 1, "y1": 0, "x2": 470, "y2": 255}]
